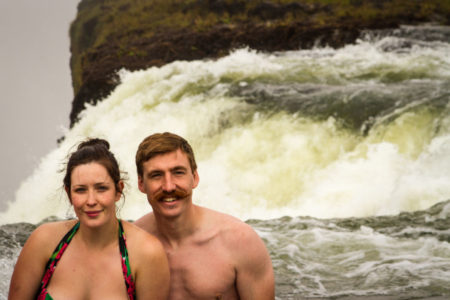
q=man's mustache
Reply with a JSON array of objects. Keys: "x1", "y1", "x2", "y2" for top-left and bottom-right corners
[{"x1": 154, "y1": 188, "x2": 190, "y2": 202}]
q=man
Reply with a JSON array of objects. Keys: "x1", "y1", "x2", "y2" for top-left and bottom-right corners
[{"x1": 134, "y1": 132, "x2": 275, "y2": 300}]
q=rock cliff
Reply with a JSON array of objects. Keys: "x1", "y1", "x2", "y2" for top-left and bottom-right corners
[{"x1": 69, "y1": 0, "x2": 450, "y2": 126}]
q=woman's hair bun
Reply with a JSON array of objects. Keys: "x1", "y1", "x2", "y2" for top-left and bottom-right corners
[{"x1": 77, "y1": 138, "x2": 110, "y2": 151}]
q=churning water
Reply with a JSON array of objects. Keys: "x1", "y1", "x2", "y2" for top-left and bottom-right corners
[{"x1": 1, "y1": 25, "x2": 449, "y2": 299}]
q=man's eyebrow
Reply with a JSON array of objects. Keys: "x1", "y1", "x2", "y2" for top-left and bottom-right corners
[
  {"x1": 145, "y1": 166, "x2": 188, "y2": 176},
  {"x1": 171, "y1": 166, "x2": 187, "y2": 171},
  {"x1": 146, "y1": 169, "x2": 162, "y2": 176}
]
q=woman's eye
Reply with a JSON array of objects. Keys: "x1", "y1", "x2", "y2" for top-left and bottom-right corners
[{"x1": 74, "y1": 188, "x2": 86, "y2": 193}]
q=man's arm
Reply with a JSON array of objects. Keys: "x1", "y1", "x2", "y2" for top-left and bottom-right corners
[{"x1": 234, "y1": 224, "x2": 275, "y2": 300}]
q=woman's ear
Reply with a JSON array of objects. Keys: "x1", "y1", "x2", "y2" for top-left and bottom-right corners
[
  {"x1": 64, "y1": 186, "x2": 72, "y2": 204},
  {"x1": 116, "y1": 181, "x2": 125, "y2": 202}
]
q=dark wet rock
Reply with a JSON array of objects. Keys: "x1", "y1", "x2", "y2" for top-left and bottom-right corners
[
  {"x1": 0, "y1": 222, "x2": 36, "y2": 247},
  {"x1": 68, "y1": 0, "x2": 450, "y2": 127}
]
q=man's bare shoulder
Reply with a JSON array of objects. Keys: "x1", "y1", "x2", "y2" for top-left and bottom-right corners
[
  {"x1": 201, "y1": 206, "x2": 273, "y2": 280},
  {"x1": 200, "y1": 206, "x2": 261, "y2": 246},
  {"x1": 133, "y1": 212, "x2": 157, "y2": 234},
  {"x1": 200, "y1": 207, "x2": 274, "y2": 298}
]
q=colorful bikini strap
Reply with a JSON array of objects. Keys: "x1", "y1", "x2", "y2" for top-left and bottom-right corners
[
  {"x1": 36, "y1": 222, "x2": 80, "y2": 300},
  {"x1": 119, "y1": 220, "x2": 136, "y2": 300}
]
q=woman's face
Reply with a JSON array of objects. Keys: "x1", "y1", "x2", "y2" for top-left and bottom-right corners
[{"x1": 68, "y1": 162, "x2": 122, "y2": 227}]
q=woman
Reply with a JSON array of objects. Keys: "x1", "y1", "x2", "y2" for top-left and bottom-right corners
[{"x1": 9, "y1": 138, "x2": 170, "y2": 300}]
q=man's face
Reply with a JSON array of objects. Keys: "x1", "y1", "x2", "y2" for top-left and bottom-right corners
[{"x1": 138, "y1": 149, "x2": 199, "y2": 218}]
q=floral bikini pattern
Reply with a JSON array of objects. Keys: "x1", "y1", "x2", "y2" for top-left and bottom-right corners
[{"x1": 119, "y1": 220, "x2": 136, "y2": 300}]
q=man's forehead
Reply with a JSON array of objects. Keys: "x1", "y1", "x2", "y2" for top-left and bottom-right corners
[{"x1": 143, "y1": 149, "x2": 190, "y2": 170}]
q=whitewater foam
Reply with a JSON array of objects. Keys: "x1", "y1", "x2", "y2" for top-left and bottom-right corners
[{"x1": 2, "y1": 37, "x2": 449, "y2": 224}]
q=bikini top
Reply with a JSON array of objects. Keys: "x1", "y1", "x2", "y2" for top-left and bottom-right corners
[{"x1": 35, "y1": 220, "x2": 136, "y2": 300}]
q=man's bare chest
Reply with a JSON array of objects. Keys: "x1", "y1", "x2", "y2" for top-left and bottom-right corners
[{"x1": 166, "y1": 244, "x2": 238, "y2": 300}]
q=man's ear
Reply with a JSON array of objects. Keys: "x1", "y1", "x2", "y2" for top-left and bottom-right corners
[
  {"x1": 193, "y1": 170, "x2": 199, "y2": 189},
  {"x1": 138, "y1": 175, "x2": 145, "y2": 193}
]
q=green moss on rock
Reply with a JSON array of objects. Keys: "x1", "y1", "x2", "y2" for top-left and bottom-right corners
[{"x1": 68, "y1": 0, "x2": 450, "y2": 126}]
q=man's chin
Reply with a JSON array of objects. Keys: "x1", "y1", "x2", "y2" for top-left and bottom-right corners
[
  {"x1": 157, "y1": 200, "x2": 183, "y2": 215},
  {"x1": 160, "y1": 210, "x2": 183, "y2": 219}
]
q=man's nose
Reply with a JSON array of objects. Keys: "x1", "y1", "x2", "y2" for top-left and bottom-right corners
[{"x1": 162, "y1": 174, "x2": 176, "y2": 192}]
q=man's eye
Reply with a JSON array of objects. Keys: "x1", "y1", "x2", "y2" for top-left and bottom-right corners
[{"x1": 149, "y1": 173, "x2": 161, "y2": 179}]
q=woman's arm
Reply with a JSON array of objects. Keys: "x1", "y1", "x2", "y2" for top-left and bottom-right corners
[
  {"x1": 8, "y1": 223, "x2": 57, "y2": 300},
  {"x1": 136, "y1": 238, "x2": 170, "y2": 300}
]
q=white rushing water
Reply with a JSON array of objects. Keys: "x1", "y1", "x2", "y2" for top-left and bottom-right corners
[
  {"x1": 1, "y1": 25, "x2": 450, "y2": 225},
  {"x1": 1, "y1": 25, "x2": 450, "y2": 300}
]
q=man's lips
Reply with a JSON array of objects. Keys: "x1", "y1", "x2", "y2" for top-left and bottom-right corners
[
  {"x1": 155, "y1": 188, "x2": 190, "y2": 203},
  {"x1": 162, "y1": 197, "x2": 176, "y2": 202}
]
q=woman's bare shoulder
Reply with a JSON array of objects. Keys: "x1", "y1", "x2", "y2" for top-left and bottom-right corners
[
  {"x1": 18, "y1": 219, "x2": 78, "y2": 267},
  {"x1": 121, "y1": 220, "x2": 167, "y2": 278},
  {"x1": 28, "y1": 220, "x2": 78, "y2": 245},
  {"x1": 121, "y1": 220, "x2": 164, "y2": 254}
]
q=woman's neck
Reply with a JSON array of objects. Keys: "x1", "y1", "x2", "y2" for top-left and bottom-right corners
[{"x1": 77, "y1": 217, "x2": 119, "y2": 249}]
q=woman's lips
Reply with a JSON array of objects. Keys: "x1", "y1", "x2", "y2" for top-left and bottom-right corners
[{"x1": 85, "y1": 210, "x2": 102, "y2": 217}]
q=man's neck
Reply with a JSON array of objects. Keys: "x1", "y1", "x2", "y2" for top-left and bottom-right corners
[{"x1": 155, "y1": 204, "x2": 203, "y2": 248}]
